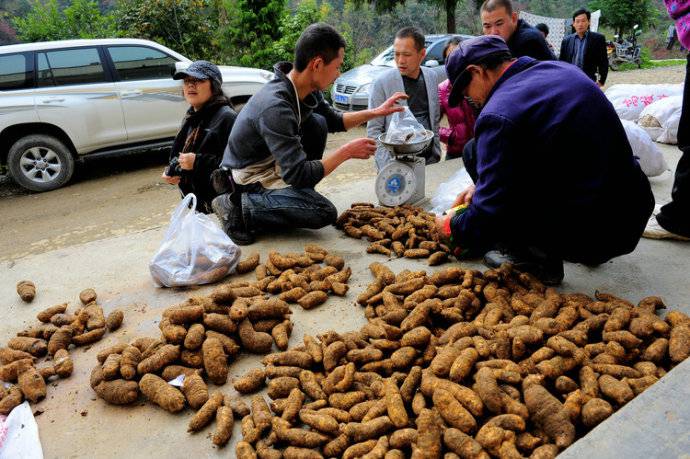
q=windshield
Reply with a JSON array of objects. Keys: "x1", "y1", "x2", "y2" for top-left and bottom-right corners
[{"x1": 370, "y1": 40, "x2": 434, "y2": 67}]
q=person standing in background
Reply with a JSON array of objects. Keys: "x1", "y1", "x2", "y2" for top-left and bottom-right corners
[
  {"x1": 438, "y1": 37, "x2": 476, "y2": 159},
  {"x1": 644, "y1": 2, "x2": 690, "y2": 241},
  {"x1": 559, "y1": 8, "x2": 608, "y2": 87}
]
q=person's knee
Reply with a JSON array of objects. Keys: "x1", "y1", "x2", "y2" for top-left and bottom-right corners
[{"x1": 315, "y1": 198, "x2": 338, "y2": 227}]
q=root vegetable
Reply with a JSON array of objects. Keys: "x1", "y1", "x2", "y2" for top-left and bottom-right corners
[
  {"x1": 239, "y1": 319, "x2": 274, "y2": 354},
  {"x1": 37, "y1": 303, "x2": 67, "y2": 323},
  {"x1": 212, "y1": 406, "x2": 234, "y2": 446},
  {"x1": 52, "y1": 348, "x2": 73, "y2": 378},
  {"x1": 8, "y1": 337, "x2": 47, "y2": 357},
  {"x1": 182, "y1": 372, "x2": 209, "y2": 409},
  {"x1": 524, "y1": 384, "x2": 575, "y2": 448},
  {"x1": 137, "y1": 344, "x2": 180, "y2": 375},
  {"x1": 16, "y1": 280, "x2": 36, "y2": 302},
  {"x1": 139, "y1": 373, "x2": 185, "y2": 412},
  {"x1": 188, "y1": 392, "x2": 224, "y2": 432},
  {"x1": 79, "y1": 288, "x2": 97, "y2": 304},
  {"x1": 18, "y1": 366, "x2": 46, "y2": 402},
  {"x1": 202, "y1": 338, "x2": 228, "y2": 385},
  {"x1": 94, "y1": 379, "x2": 139, "y2": 405},
  {"x1": 106, "y1": 310, "x2": 124, "y2": 331}
]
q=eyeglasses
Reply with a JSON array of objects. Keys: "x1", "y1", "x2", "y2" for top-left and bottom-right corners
[{"x1": 183, "y1": 78, "x2": 204, "y2": 86}]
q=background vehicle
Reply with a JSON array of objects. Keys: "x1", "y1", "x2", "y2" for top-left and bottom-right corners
[
  {"x1": 608, "y1": 25, "x2": 642, "y2": 70},
  {"x1": 332, "y1": 34, "x2": 474, "y2": 111},
  {"x1": 0, "y1": 38, "x2": 272, "y2": 192}
]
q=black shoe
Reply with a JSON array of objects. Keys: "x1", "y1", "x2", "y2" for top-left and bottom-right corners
[
  {"x1": 212, "y1": 194, "x2": 255, "y2": 245},
  {"x1": 483, "y1": 246, "x2": 564, "y2": 286}
]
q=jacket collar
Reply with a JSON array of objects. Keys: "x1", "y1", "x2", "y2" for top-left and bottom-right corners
[
  {"x1": 273, "y1": 62, "x2": 318, "y2": 110},
  {"x1": 485, "y1": 56, "x2": 537, "y2": 103}
]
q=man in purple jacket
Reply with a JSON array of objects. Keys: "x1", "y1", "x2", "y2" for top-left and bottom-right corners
[{"x1": 436, "y1": 36, "x2": 654, "y2": 285}]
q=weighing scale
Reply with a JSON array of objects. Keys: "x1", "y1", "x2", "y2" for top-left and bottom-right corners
[{"x1": 375, "y1": 130, "x2": 434, "y2": 207}]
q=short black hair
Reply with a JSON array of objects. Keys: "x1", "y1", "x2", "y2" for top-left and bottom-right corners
[
  {"x1": 573, "y1": 8, "x2": 591, "y2": 21},
  {"x1": 481, "y1": 0, "x2": 513, "y2": 16},
  {"x1": 294, "y1": 23, "x2": 347, "y2": 72},
  {"x1": 443, "y1": 37, "x2": 463, "y2": 59},
  {"x1": 535, "y1": 23, "x2": 549, "y2": 36},
  {"x1": 395, "y1": 26, "x2": 425, "y2": 52}
]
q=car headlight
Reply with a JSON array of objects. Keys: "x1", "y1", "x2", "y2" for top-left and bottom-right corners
[{"x1": 355, "y1": 83, "x2": 371, "y2": 94}]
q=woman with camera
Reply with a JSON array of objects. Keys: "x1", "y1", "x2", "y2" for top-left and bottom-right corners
[{"x1": 161, "y1": 61, "x2": 237, "y2": 213}]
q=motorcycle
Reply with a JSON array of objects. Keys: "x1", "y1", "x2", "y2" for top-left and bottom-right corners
[{"x1": 608, "y1": 24, "x2": 642, "y2": 71}]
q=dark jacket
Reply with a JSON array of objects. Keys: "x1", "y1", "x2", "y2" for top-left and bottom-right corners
[
  {"x1": 171, "y1": 99, "x2": 237, "y2": 212},
  {"x1": 451, "y1": 57, "x2": 653, "y2": 264},
  {"x1": 508, "y1": 19, "x2": 556, "y2": 60},
  {"x1": 559, "y1": 31, "x2": 609, "y2": 84},
  {"x1": 221, "y1": 62, "x2": 346, "y2": 189}
]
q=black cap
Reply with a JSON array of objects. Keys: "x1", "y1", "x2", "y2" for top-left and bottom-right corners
[
  {"x1": 173, "y1": 60, "x2": 222, "y2": 86},
  {"x1": 446, "y1": 35, "x2": 511, "y2": 107}
]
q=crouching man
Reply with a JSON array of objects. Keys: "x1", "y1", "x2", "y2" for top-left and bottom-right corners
[
  {"x1": 436, "y1": 36, "x2": 653, "y2": 285},
  {"x1": 213, "y1": 23, "x2": 406, "y2": 245}
]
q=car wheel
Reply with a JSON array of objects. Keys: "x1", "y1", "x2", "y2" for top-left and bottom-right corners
[{"x1": 7, "y1": 134, "x2": 75, "y2": 192}]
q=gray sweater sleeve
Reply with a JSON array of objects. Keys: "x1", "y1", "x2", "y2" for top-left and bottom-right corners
[{"x1": 257, "y1": 101, "x2": 325, "y2": 188}]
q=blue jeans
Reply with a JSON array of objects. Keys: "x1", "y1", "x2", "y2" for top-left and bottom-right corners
[{"x1": 237, "y1": 112, "x2": 337, "y2": 233}]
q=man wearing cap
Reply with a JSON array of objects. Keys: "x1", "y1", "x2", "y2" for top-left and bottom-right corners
[
  {"x1": 480, "y1": 0, "x2": 554, "y2": 61},
  {"x1": 213, "y1": 23, "x2": 406, "y2": 245},
  {"x1": 436, "y1": 35, "x2": 653, "y2": 284}
]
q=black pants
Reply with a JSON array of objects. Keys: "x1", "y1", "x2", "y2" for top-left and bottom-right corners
[
  {"x1": 238, "y1": 113, "x2": 337, "y2": 233},
  {"x1": 656, "y1": 54, "x2": 690, "y2": 238}
]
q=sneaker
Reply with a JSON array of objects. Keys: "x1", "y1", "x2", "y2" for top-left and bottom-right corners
[
  {"x1": 211, "y1": 194, "x2": 255, "y2": 245},
  {"x1": 484, "y1": 246, "x2": 564, "y2": 286},
  {"x1": 642, "y1": 216, "x2": 690, "y2": 241}
]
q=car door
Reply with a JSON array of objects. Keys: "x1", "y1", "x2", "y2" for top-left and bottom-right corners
[
  {"x1": 0, "y1": 52, "x2": 38, "y2": 129},
  {"x1": 35, "y1": 46, "x2": 126, "y2": 152},
  {"x1": 106, "y1": 45, "x2": 186, "y2": 143}
]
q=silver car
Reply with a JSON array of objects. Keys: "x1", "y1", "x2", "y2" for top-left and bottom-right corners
[
  {"x1": 0, "y1": 38, "x2": 272, "y2": 192},
  {"x1": 332, "y1": 34, "x2": 474, "y2": 111}
]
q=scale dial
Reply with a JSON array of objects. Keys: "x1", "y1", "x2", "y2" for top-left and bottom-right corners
[{"x1": 376, "y1": 161, "x2": 417, "y2": 207}]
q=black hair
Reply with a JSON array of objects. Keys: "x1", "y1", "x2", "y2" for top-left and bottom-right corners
[
  {"x1": 443, "y1": 37, "x2": 463, "y2": 59},
  {"x1": 573, "y1": 8, "x2": 591, "y2": 21},
  {"x1": 480, "y1": 0, "x2": 513, "y2": 16},
  {"x1": 535, "y1": 23, "x2": 549, "y2": 36},
  {"x1": 294, "y1": 23, "x2": 347, "y2": 72},
  {"x1": 395, "y1": 26, "x2": 425, "y2": 52}
]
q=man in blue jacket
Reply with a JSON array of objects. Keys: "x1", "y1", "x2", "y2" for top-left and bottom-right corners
[
  {"x1": 437, "y1": 36, "x2": 654, "y2": 284},
  {"x1": 213, "y1": 23, "x2": 406, "y2": 245}
]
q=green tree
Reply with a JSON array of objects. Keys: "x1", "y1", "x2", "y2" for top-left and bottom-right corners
[
  {"x1": 269, "y1": 0, "x2": 327, "y2": 65},
  {"x1": 115, "y1": 0, "x2": 221, "y2": 60},
  {"x1": 222, "y1": 0, "x2": 286, "y2": 68},
  {"x1": 13, "y1": 0, "x2": 117, "y2": 42},
  {"x1": 588, "y1": 0, "x2": 657, "y2": 36}
]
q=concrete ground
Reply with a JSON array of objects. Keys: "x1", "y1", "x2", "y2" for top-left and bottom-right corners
[{"x1": 1, "y1": 141, "x2": 689, "y2": 458}]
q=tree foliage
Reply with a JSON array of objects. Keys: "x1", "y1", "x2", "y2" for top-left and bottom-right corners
[
  {"x1": 13, "y1": 0, "x2": 117, "y2": 42},
  {"x1": 588, "y1": 0, "x2": 657, "y2": 36},
  {"x1": 115, "y1": 0, "x2": 221, "y2": 61},
  {"x1": 222, "y1": 0, "x2": 286, "y2": 68}
]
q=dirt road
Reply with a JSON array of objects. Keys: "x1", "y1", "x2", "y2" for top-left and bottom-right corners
[{"x1": 0, "y1": 65, "x2": 685, "y2": 262}]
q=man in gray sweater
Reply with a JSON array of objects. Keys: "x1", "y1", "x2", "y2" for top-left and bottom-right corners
[{"x1": 214, "y1": 23, "x2": 406, "y2": 245}]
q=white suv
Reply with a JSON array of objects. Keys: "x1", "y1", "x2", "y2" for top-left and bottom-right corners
[{"x1": 0, "y1": 38, "x2": 272, "y2": 191}]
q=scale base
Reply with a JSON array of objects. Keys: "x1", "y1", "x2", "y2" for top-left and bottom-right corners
[{"x1": 375, "y1": 156, "x2": 426, "y2": 207}]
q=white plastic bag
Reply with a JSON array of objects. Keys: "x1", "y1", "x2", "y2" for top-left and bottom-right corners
[
  {"x1": 0, "y1": 401, "x2": 43, "y2": 459},
  {"x1": 149, "y1": 194, "x2": 241, "y2": 287},
  {"x1": 431, "y1": 167, "x2": 473, "y2": 215},
  {"x1": 385, "y1": 107, "x2": 427, "y2": 144},
  {"x1": 620, "y1": 119, "x2": 669, "y2": 177},
  {"x1": 605, "y1": 84, "x2": 683, "y2": 121},
  {"x1": 638, "y1": 95, "x2": 683, "y2": 144}
]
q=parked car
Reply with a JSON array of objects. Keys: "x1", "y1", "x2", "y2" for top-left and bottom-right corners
[
  {"x1": 332, "y1": 34, "x2": 475, "y2": 111},
  {"x1": 0, "y1": 38, "x2": 272, "y2": 192}
]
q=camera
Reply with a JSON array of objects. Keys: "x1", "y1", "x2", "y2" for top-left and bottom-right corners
[{"x1": 165, "y1": 157, "x2": 183, "y2": 177}]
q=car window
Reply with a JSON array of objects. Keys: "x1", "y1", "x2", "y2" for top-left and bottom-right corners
[
  {"x1": 37, "y1": 48, "x2": 106, "y2": 87},
  {"x1": 425, "y1": 39, "x2": 449, "y2": 64},
  {"x1": 107, "y1": 46, "x2": 177, "y2": 81},
  {"x1": 0, "y1": 53, "x2": 30, "y2": 91}
]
